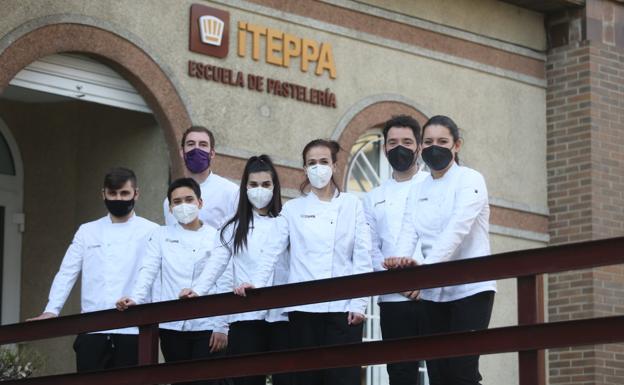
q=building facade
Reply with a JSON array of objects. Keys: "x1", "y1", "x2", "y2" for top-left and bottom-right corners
[{"x1": 0, "y1": 1, "x2": 621, "y2": 384}]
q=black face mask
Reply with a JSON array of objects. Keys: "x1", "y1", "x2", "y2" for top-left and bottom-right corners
[
  {"x1": 104, "y1": 199, "x2": 135, "y2": 218},
  {"x1": 422, "y1": 145, "x2": 454, "y2": 171},
  {"x1": 387, "y1": 145, "x2": 416, "y2": 172}
]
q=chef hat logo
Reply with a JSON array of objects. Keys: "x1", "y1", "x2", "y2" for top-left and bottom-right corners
[{"x1": 199, "y1": 15, "x2": 225, "y2": 46}]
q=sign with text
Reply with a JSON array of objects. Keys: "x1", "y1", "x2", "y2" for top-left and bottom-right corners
[
  {"x1": 189, "y1": 4, "x2": 230, "y2": 58},
  {"x1": 188, "y1": 4, "x2": 337, "y2": 108}
]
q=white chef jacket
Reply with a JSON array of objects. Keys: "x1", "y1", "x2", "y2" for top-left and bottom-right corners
[
  {"x1": 363, "y1": 170, "x2": 429, "y2": 302},
  {"x1": 396, "y1": 163, "x2": 497, "y2": 302},
  {"x1": 130, "y1": 223, "x2": 230, "y2": 333},
  {"x1": 261, "y1": 191, "x2": 373, "y2": 315},
  {"x1": 44, "y1": 214, "x2": 158, "y2": 334},
  {"x1": 163, "y1": 172, "x2": 239, "y2": 229},
  {"x1": 193, "y1": 211, "x2": 289, "y2": 323}
]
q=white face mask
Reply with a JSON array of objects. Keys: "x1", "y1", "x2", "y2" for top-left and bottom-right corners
[
  {"x1": 171, "y1": 203, "x2": 199, "y2": 225},
  {"x1": 306, "y1": 164, "x2": 333, "y2": 189},
  {"x1": 247, "y1": 187, "x2": 273, "y2": 209}
]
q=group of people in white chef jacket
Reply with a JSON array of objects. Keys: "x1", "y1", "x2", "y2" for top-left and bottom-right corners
[{"x1": 28, "y1": 115, "x2": 496, "y2": 385}]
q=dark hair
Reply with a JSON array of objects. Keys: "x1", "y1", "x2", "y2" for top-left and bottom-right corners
[
  {"x1": 103, "y1": 167, "x2": 137, "y2": 190},
  {"x1": 299, "y1": 139, "x2": 342, "y2": 194},
  {"x1": 422, "y1": 115, "x2": 461, "y2": 164},
  {"x1": 382, "y1": 115, "x2": 422, "y2": 145},
  {"x1": 180, "y1": 126, "x2": 215, "y2": 150},
  {"x1": 167, "y1": 177, "x2": 201, "y2": 203},
  {"x1": 220, "y1": 155, "x2": 282, "y2": 254}
]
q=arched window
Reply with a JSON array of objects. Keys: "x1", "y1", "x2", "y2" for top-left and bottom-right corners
[{"x1": 345, "y1": 130, "x2": 390, "y2": 196}]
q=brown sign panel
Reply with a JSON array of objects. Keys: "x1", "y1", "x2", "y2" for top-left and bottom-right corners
[{"x1": 189, "y1": 4, "x2": 229, "y2": 58}]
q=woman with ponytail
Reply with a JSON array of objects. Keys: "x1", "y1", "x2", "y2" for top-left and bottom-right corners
[
  {"x1": 179, "y1": 155, "x2": 291, "y2": 385},
  {"x1": 234, "y1": 139, "x2": 373, "y2": 385},
  {"x1": 385, "y1": 115, "x2": 496, "y2": 385}
]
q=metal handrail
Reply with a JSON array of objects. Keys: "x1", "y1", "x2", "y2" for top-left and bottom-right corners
[{"x1": 2, "y1": 236, "x2": 623, "y2": 385}]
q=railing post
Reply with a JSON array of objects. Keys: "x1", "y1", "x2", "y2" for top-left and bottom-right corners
[
  {"x1": 517, "y1": 274, "x2": 545, "y2": 385},
  {"x1": 138, "y1": 324, "x2": 159, "y2": 365}
]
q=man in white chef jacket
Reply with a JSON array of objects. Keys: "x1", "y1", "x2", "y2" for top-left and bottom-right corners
[
  {"x1": 27, "y1": 167, "x2": 158, "y2": 372},
  {"x1": 162, "y1": 126, "x2": 238, "y2": 229},
  {"x1": 118, "y1": 177, "x2": 230, "y2": 385},
  {"x1": 363, "y1": 115, "x2": 429, "y2": 385}
]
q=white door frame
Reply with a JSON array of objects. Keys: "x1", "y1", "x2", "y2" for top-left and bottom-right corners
[{"x1": 0, "y1": 117, "x2": 23, "y2": 325}]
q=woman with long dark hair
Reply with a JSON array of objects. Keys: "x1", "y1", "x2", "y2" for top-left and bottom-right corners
[
  {"x1": 235, "y1": 139, "x2": 373, "y2": 385},
  {"x1": 385, "y1": 115, "x2": 496, "y2": 385},
  {"x1": 180, "y1": 155, "x2": 290, "y2": 385}
]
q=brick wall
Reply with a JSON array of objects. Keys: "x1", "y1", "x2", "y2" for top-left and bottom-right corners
[{"x1": 546, "y1": 1, "x2": 624, "y2": 384}]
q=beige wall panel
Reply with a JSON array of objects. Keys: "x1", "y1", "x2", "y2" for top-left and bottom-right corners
[
  {"x1": 481, "y1": 234, "x2": 547, "y2": 385},
  {"x1": 356, "y1": 0, "x2": 546, "y2": 51},
  {"x1": 0, "y1": 0, "x2": 547, "y2": 211}
]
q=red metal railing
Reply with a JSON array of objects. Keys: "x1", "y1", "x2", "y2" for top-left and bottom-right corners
[{"x1": 2, "y1": 236, "x2": 624, "y2": 384}]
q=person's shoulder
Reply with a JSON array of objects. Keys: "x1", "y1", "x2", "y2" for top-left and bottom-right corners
[
  {"x1": 455, "y1": 166, "x2": 487, "y2": 191},
  {"x1": 337, "y1": 191, "x2": 362, "y2": 206},
  {"x1": 78, "y1": 216, "x2": 107, "y2": 231},
  {"x1": 458, "y1": 165, "x2": 485, "y2": 181},
  {"x1": 133, "y1": 215, "x2": 159, "y2": 228},
  {"x1": 200, "y1": 222, "x2": 219, "y2": 235},
  {"x1": 413, "y1": 170, "x2": 430, "y2": 183},
  {"x1": 211, "y1": 173, "x2": 239, "y2": 191},
  {"x1": 281, "y1": 194, "x2": 307, "y2": 214},
  {"x1": 365, "y1": 181, "x2": 386, "y2": 200}
]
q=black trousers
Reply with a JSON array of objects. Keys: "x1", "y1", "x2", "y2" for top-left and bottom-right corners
[
  {"x1": 288, "y1": 311, "x2": 363, "y2": 385},
  {"x1": 422, "y1": 291, "x2": 495, "y2": 385},
  {"x1": 73, "y1": 333, "x2": 137, "y2": 372},
  {"x1": 379, "y1": 300, "x2": 425, "y2": 385},
  {"x1": 228, "y1": 320, "x2": 292, "y2": 385},
  {"x1": 159, "y1": 328, "x2": 230, "y2": 385}
]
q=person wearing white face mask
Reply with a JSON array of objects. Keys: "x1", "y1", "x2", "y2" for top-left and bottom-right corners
[
  {"x1": 229, "y1": 140, "x2": 373, "y2": 385},
  {"x1": 179, "y1": 155, "x2": 291, "y2": 385},
  {"x1": 117, "y1": 178, "x2": 231, "y2": 385}
]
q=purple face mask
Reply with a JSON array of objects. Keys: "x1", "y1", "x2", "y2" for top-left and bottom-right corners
[{"x1": 184, "y1": 148, "x2": 211, "y2": 174}]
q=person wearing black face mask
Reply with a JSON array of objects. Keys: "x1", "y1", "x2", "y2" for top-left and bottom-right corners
[
  {"x1": 27, "y1": 167, "x2": 158, "y2": 373},
  {"x1": 385, "y1": 115, "x2": 496, "y2": 385},
  {"x1": 362, "y1": 115, "x2": 429, "y2": 385}
]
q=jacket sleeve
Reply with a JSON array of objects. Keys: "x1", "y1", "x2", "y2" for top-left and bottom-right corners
[
  {"x1": 250, "y1": 214, "x2": 290, "y2": 288},
  {"x1": 192, "y1": 228, "x2": 233, "y2": 296},
  {"x1": 362, "y1": 192, "x2": 385, "y2": 272},
  {"x1": 424, "y1": 171, "x2": 489, "y2": 265},
  {"x1": 44, "y1": 227, "x2": 85, "y2": 315},
  {"x1": 163, "y1": 197, "x2": 176, "y2": 226},
  {"x1": 130, "y1": 228, "x2": 162, "y2": 304},
  {"x1": 395, "y1": 184, "x2": 421, "y2": 259},
  {"x1": 348, "y1": 198, "x2": 374, "y2": 315},
  {"x1": 211, "y1": 259, "x2": 233, "y2": 335}
]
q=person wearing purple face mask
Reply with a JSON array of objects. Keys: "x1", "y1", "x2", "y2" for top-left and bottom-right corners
[{"x1": 162, "y1": 126, "x2": 239, "y2": 229}]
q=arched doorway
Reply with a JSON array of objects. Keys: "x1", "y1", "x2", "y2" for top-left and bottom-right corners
[
  {"x1": 0, "y1": 117, "x2": 23, "y2": 327},
  {"x1": 0, "y1": 19, "x2": 192, "y2": 375}
]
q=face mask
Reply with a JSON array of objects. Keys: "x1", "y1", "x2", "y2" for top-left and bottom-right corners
[
  {"x1": 306, "y1": 164, "x2": 333, "y2": 189},
  {"x1": 184, "y1": 148, "x2": 211, "y2": 174},
  {"x1": 172, "y1": 203, "x2": 199, "y2": 224},
  {"x1": 247, "y1": 187, "x2": 273, "y2": 209},
  {"x1": 105, "y1": 198, "x2": 135, "y2": 218},
  {"x1": 387, "y1": 145, "x2": 416, "y2": 172},
  {"x1": 422, "y1": 145, "x2": 454, "y2": 171}
]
